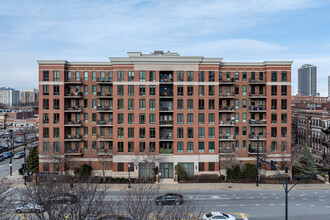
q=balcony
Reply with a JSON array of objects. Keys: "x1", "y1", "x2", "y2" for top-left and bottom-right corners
[
  {"x1": 219, "y1": 78, "x2": 235, "y2": 84},
  {"x1": 159, "y1": 120, "x2": 174, "y2": 126},
  {"x1": 64, "y1": 120, "x2": 82, "y2": 127},
  {"x1": 249, "y1": 119, "x2": 267, "y2": 126},
  {"x1": 159, "y1": 148, "x2": 173, "y2": 154},
  {"x1": 249, "y1": 92, "x2": 266, "y2": 99},
  {"x1": 65, "y1": 91, "x2": 83, "y2": 98},
  {"x1": 219, "y1": 134, "x2": 235, "y2": 141},
  {"x1": 159, "y1": 102, "x2": 173, "y2": 112},
  {"x1": 219, "y1": 121, "x2": 235, "y2": 126},
  {"x1": 97, "y1": 149, "x2": 113, "y2": 156},
  {"x1": 249, "y1": 134, "x2": 267, "y2": 140},
  {"x1": 219, "y1": 92, "x2": 235, "y2": 98},
  {"x1": 322, "y1": 138, "x2": 330, "y2": 147},
  {"x1": 219, "y1": 148, "x2": 235, "y2": 155},
  {"x1": 96, "y1": 77, "x2": 113, "y2": 84},
  {"x1": 97, "y1": 120, "x2": 113, "y2": 126},
  {"x1": 64, "y1": 77, "x2": 82, "y2": 84},
  {"x1": 159, "y1": 133, "x2": 173, "y2": 141},
  {"x1": 64, "y1": 106, "x2": 82, "y2": 112},
  {"x1": 64, "y1": 148, "x2": 83, "y2": 156},
  {"x1": 160, "y1": 92, "x2": 173, "y2": 98},
  {"x1": 249, "y1": 105, "x2": 266, "y2": 112},
  {"x1": 219, "y1": 106, "x2": 235, "y2": 112},
  {"x1": 97, "y1": 105, "x2": 113, "y2": 112},
  {"x1": 64, "y1": 135, "x2": 82, "y2": 142},
  {"x1": 249, "y1": 78, "x2": 266, "y2": 84},
  {"x1": 96, "y1": 91, "x2": 113, "y2": 98},
  {"x1": 248, "y1": 146, "x2": 267, "y2": 154},
  {"x1": 97, "y1": 135, "x2": 113, "y2": 141}
]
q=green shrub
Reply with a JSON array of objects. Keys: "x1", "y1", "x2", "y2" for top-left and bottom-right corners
[{"x1": 227, "y1": 163, "x2": 256, "y2": 180}]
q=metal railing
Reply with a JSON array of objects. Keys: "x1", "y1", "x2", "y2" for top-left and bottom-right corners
[
  {"x1": 219, "y1": 92, "x2": 235, "y2": 97},
  {"x1": 159, "y1": 120, "x2": 174, "y2": 125},
  {"x1": 65, "y1": 77, "x2": 82, "y2": 83},
  {"x1": 249, "y1": 105, "x2": 266, "y2": 111},
  {"x1": 97, "y1": 105, "x2": 113, "y2": 111},
  {"x1": 249, "y1": 78, "x2": 266, "y2": 83},
  {"x1": 219, "y1": 134, "x2": 235, "y2": 139},
  {"x1": 249, "y1": 119, "x2": 267, "y2": 125}
]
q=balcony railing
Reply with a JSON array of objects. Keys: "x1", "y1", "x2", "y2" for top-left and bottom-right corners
[
  {"x1": 219, "y1": 106, "x2": 235, "y2": 111},
  {"x1": 219, "y1": 121, "x2": 235, "y2": 126},
  {"x1": 249, "y1": 119, "x2": 267, "y2": 126},
  {"x1": 160, "y1": 92, "x2": 173, "y2": 97},
  {"x1": 64, "y1": 148, "x2": 83, "y2": 155},
  {"x1": 249, "y1": 92, "x2": 266, "y2": 98},
  {"x1": 219, "y1": 92, "x2": 235, "y2": 97},
  {"x1": 160, "y1": 133, "x2": 173, "y2": 140},
  {"x1": 159, "y1": 106, "x2": 173, "y2": 111},
  {"x1": 97, "y1": 120, "x2": 113, "y2": 126},
  {"x1": 97, "y1": 91, "x2": 113, "y2": 97},
  {"x1": 97, "y1": 149, "x2": 113, "y2": 155},
  {"x1": 97, "y1": 135, "x2": 113, "y2": 141},
  {"x1": 65, "y1": 77, "x2": 82, "y2": 84},
  {"x1": 96, "y1": 77, "x2": 113, "y2": 83},
  {"x1": 64, "y1": 135, "x2": 82, "y2": 141},
  {"x1": 160, "y1": 148, "x2": 173, "y2": 154},
  {"x1": 249, "y1": 134, "x2": 266, "y2": 139},
  {"x1": 249, "y1": 78, "x2": 266, "y2": 84},
  {"x1": 97, "y1": 105, "x2": 113, "y2": 111},
  {"x1": 249, "y1": 105, "x2": 266, "y2": 111},
  {"x1": 64, "y1": 106, "x2": 82, "y2": 112},
  {"x1": 65, "y1": 91, "x2": 83, "y2": 98},
  {"x1": 65, "y1": 120, "x2": 82, "y2": 126},
  {"x1": 159, "y1": 120, "x2": 174, "y2": 125},
  {"x1": 219, "y1": 78, "x2": 235, "y2": 83},
  {"x1": 219, "y1": 134, "x2": 235, "y2": 140},
  {"x1": 219, "y1": 148, "x2": 235, "y2": 154},
  {"x1": 248, "y1": 147, "x2": 267, "y2": 154}
]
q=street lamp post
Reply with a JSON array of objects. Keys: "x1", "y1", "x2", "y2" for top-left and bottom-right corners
[
  {"x1": 256, "y1": 134, "x2": 259, "y2": 187},
  {"x1": 128, "y1": 163, "x2": 131, "y2": 189},
  {"x1": 6, "y1": 131, "x2": 14, "y2": 176},
  {"x1": 23, "y1": 131, "x2": 27, "y2": 185}
]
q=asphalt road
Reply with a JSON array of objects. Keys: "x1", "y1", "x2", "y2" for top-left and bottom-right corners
[
  {"x1": 4, "y1": 189, "x2": 330, "y2": 219},
  {"x1": 0, "y1": 150, "x2": 29, "y2": 180}
]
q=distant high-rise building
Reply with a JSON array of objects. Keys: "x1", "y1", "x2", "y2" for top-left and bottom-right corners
[
  {"x1": 298, "y1": 64, "x2": 317, "y2": 96},
  {"x1": 328, "y1": 75, "x2": 330, "y2": 99},
  {"x1": 20, "y1": 89, "x2": 39, "y2": 105},
  {"x1": 0, "y1": 87, "x2": 20, "y2": 107}
]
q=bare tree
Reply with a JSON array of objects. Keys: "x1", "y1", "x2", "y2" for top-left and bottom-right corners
[
  {"x1": 220, "y1": 148, "x2": 244, "y2": 181},
  {"x1": 0, "y1": 182, "x2": 15, "y2": 219},
  {"x1": 94, "y1": 146, "x2": 112, "y2": 182}
]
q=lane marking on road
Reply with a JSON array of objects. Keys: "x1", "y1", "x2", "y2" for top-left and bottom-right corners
[
  {"x1": 281, "y1": 204, "x2": 285, "y2": 206},
  {"x1": 255, "y1": 204, "x2": 259, "y2": 206},
  {"x1": 239, "y1": 204, "x2": 244, "y2": 206},
  {"x1": 249, "y1": 197, "x2": 254, "y2": 199},
  {"x1": 326, "y1": 206, "x2": 330, "y2": 208},
  {"x1": 302, "y1": 198, "x2": 307, "y2": 200},
  {"x1": 296, "y1": 204, "x2": 301, "y2": 206},
  {"x1": 269, "y1": 204, "x2": 274, "y2": 206},
  {"x1": 310, "y1": 205, "x2": 315, "y2": 207},
  {"x1": 272, "y1": 194, "x2": 277, "y2": 196},
  {"x1": 275, "y1": 197, "x2": 279, "y2": 199},
  {"x1": 64, "y1": 214, "x2": 71, "y2": 219},
  {"x1": 263, "y1": 197, "x2": 267, "y2": 199},
  {"x1": 314, "y1": 192, "x2": 318, "y2": 194},
  {"x1": 217, "y1": 205, "x2": 228, "y2": 207},
  {"x1": 240, "y1": 213, "x2": 248, "y2": 220},
  {"x1": 17, "y1": 214, "x2": 27, "y2": 220}
]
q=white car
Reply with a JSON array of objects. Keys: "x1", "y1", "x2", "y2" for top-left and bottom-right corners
[{"x1": 203, "y1": 212, "x2": 236, "y2": 220}]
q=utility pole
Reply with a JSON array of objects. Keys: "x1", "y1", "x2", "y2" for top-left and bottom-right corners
[
  {"x1": 256, "y1": 134, "x2": 259, "y2": 186},
  {"x1": 6, "y1": 131, "x2": 14, "y2": 176},
  {"x1": 23, "y1": 131, "x2": 27, "y2": 185}
]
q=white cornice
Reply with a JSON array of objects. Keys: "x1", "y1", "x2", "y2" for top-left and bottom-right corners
[
  {"x1": 222, "y1": 61, "x2": 293, "y2": 66},
  {"x1": 37, "y1": 60, "x2": 112, "y2": 65}
]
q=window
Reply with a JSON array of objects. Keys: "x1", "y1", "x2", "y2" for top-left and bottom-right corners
[
  {"x1": 187, "y1": 142, "x2": 193, "y2": 153},
  {"x1": 75, "y1": 71, "x2": 80, "y2": 81},
  {"x1": 83, "y1": 71, "x2": 88, "y2": 81},
  {"x1": 177, "y1": 128, "x2": 183, "y2": 138},
  {"x1": 199, "y1": 113, "x2": 204, "y2": 124},
  {"x1": 271, "y1": 85, "x2": 277, "y2": 96},
  {"x1": 281, "y1": 99, "x2": 287, "y2": 110},
  {"x1": 271, "y1": 113, "x2": 277, "y2": 123},
  {"x1": 271, "y1": 99, "x2": 277, "y2": 110},
  {"x1": 187, "y1": 86, "x2": 193, "y2": 96},
  {"x1": 281, "y1": 71, "x2": 287, "y2": 82},
  {"x1": 198, "y1": 86, "x2": 204, "y2": 96},
  {"x1": 177, "y1": 86, "x2": 184, "y2": 96},
  {"x1": 83, "y1": 85, "x2": 88, "y2": 95},
  {"x1": 187, "y1": 71, "x2": 193, "y2": 81},
  {"x1": 281, "y1": 85, "x2": 287, "y2": 96},
  {"x1": 198, "y1": 99, "x2": 204, "y2": 110},
  {"x1": 92, "y1": 127, "x2": 96, "y2": 136},
  {"x1": 187, "y1": 99, "x2": 193, "y2": 110},
  {"x1": 242, "y1": 99, "x2": 247, "y2": 108},
  {"x1": 92, "y1": 85, "x2": 96, "y2": 95},
  {"x1": 149, "y1": 71, "x2": 155, "y2": 81},
  {"x1": 139, "y1": 85, "x2": 145, "y2": 96},
  {"x1": 235, "y1": 85, "x2": 239, "y2": 95},
  {"x1": 128, "y1": 71, "x2": 134, "y2": 81},
  {"x1": 92, "y1": 71, "x2": 96, "y2": 81},
  {"x1": 128, "y1": 113, "x2": 134, "y2": 124},
  {"x1": 149, "y1": 99, "x2": 155, "y2": 110},
  {"x1": 198, "y1": 127, "x2": 205, "y2": 138},
  {"x1": 243, "y1": 72, "x2": 247, "y2": 81},
  {"x1": 117, "y1": 99, "x2": 124, "y2": 110},
  {"x1": 117, "y1": 113, "x2": 124, "y2": 124},
  {"x1": 43, "y1": 128, "x2": 49, "y2": 138},
  {"x1": 199, "y1": 162, "x2": 204, "y2": 171},
  {"x1": 187, "y1": 113, "x2": 193, "y2": 124},
  {"x1": 118, "y1": 85, "x2": 124, "y2": 96},
  {"x1": 139, "y1": 128, "x2": 145, "y2": 138},
  {"x1": 177, "y1": 114, "x2": 183, "y2": 124},
  {"x1": 178, "y1": 99, "x2": 184, "y2": 110},
  {"x1": 209, "y1": 128, "x2": 215, "y2": 138},
  {"x1": 271, "y1": 71, "x2": 277, "y2": 82},
  {"x1": 84, "y1": 127, "x2": 88, "y2": 136},
  {"x1": 243, "y1": 127, "x2": 247, "y2": 136},
  {"x1": 209, "y1": 162, "x2": 215, "y2": 171},
  {"x1": 149, "y1": 85, "x2": 156, "y2": 96},
  {"x1": 92, "y1": 113, "x2": 96, "y2": 122},
  {"x1": 199, "y1": 142, "x2": 204, "y2": 153},
  {"x1": 43, "y1": 142, "x2": 49, "y2": 153},
  {"x1": 271, "y1": 141, "x2": 277, "y2": 152},
  {"x1": 53, "y1": 85, "x2": 59, "y2": 96},
  {"x1": 118, "y1": 163, "x2": 124, "y2": 171},
  {"x1": 53, "y1": 113, "x2": 59, "y2": 124},
  {"x1": 117, "y1": 71, "x2": 124, "y2": 81},
  {"x1": 271, "y1": 127, "x2": 277, "y2": 137},
  {"x1": 209, "y1": 113, "x2": 215, "y2": 124},
  {"x1": 209, "y1": 142, "x2": 215, "y2": 152},
  {"x1": 235, "y1": 127, "x2": 239, "y2": 136},
  {"x1": 242, "y1": 86, "x2": 247, "y2": 95},
  {"x1": 281, "y1": 113, "x2": 287, "y2": 123},
  {"x1": 43, "y1": 113, "x2": 49, "y2": 124},
  {"x1": 128, "y1": 99, "x2": 134, "y2": 110},
  {"x1": 187, "y1": 128, "x2": 193, "y2": 138},
  {"x1": 209, "y1": 71, "x2": 215, "y2": 82},
  {"x1": 117, "y1": 128, "x2": 124, "y2": 138},
  {"x1": 235, "y1": 99, "x2": 239, "y2": 109},
  {"x1": 128, "y1": 85, "x2": 134, "y2": 96},
  {"x1": 53, "y1": 128, "x2": 59, "y2": 138},
  {"x1": 281, "y1": 127, "x2": 287, "y2": 137},
  {"x1": 243, "y1": 113, "x2": 247, "y2": 122},
  {"x1": 92, "y1": 99, "x2": 96, "y2": 108},
  {"x1": 43, "y1": 85, "x2": 49, "y2": 95},
  {"x1": 177, "y1": 71, "x2": 183, "y2": 81},
  {"x1": 139, "y1": 114, "x2": 145, "y2": 124},
  {"x1": 281, "y1": 141, "x2": 287, "y2": 152},
  {"x1": 139, "y1": 99, "x2": 146, "y2": 110},
  {"x1": 149, "y1": 128, "x2": 155, "y2": 138},
  {"x1": 117, "y1": 142, "x2": 124, "y2": 153},
  {"x1": 199, "y1": 71, "x2": 204, "y2": 82},
  {"x1": 209, "y1": 85, "x2": 215, "y2": 96},
  {"x1": 138, "y1": 142, "x2": 145, "y2": 153},
  {"x1": 53, "y1": 99, "x2": 59, "y2": 110},
  {"x1": 149, "y1": 113, "x2": 155, "y2": 124},
  {"x1": 43, "y1": 99, "x2": 49, "y2": 110},
  {"x1": 235, "y1": 113, "x2": 239, "y2": 123},
  {"x1": 43, "y1": 70, "x2": 49, "y2": 81},
  {"x1": 177, "y1": 142, "x2": 183, "y2": 153},
  {"x1": 139, "y1": 71, "x2": 145, "y2": 81},
  {"x1": 84, "y1": 99, "x2": 88, "y2": 109},
  {"x1": 235, "y1": 72, "x2": 239, "y2": 81}
]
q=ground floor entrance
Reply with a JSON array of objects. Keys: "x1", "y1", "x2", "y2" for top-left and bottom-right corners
[{"x1": 159, "y1": 163, "x2": 173, "y2": 178}]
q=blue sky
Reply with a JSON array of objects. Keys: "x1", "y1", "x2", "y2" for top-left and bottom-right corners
[{"x1": 0, "y1": 0, "x2": 330, "y2": 96}]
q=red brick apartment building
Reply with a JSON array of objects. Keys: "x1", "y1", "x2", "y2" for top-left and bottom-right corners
[{"x1": 38, "y1": 51, "x2": 292, "y2": 179}]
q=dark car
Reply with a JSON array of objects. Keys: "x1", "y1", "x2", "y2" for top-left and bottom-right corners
[
  {"x1": 1, "y1": 146, "x2": 8, "y2": 151},
  {"x1": 0, "y1": 155, "x2": 5, "y2": 162},
  {"x1": 155, "y1": 193, "x2": 183, "y2": 205},
  {"x1": 48, "y1": 193, "x2": 77, "y2": 204},
  {"x1": 3, "y1": 151, "x2": 14, "y2": 158}
]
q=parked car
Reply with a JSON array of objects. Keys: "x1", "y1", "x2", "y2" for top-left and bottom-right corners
[
  {"x1": 3, "y1": 151, "x2": 14, "y2": 158},
  {"x1": 0, "y1": 155, "x2": 5, "y2": 162},
  {"x1": 203, "y1": 212, "x2": 236, "y2": 220},
  {"x1": 155, "y1": 193, "x2": 183, "y2": 205},
  {"x1": 15, "y1": 202, "x2": 43, "y2": 213},
  {"x1": 1, "y1": 146, "x2": 8, "y2": 151},
  {"x1": 15, "y1": 139, "x2": 24, "y2": 143},
  {"x1": 14, "y1": 152, "x2": 25, "y2": 159},
  {"x1": 98, "y1": 215, "x2": 132, "y2": 220},
  {"x1": 47, "y1": 193, "x2": 77, "y2": 204}
]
